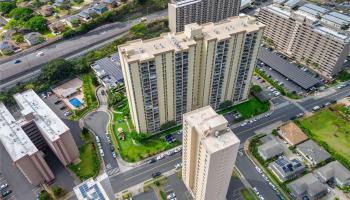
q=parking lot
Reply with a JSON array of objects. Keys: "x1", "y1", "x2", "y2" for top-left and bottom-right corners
[
  {"x1": 0, "y1": 171, "x2": 15, "y2": 200},
  {"x1": 165, "y1": 174, "x2": 192, "y2": 200}
]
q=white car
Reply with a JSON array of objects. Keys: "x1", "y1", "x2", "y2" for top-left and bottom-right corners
[
  {"x1": 112, "y1": 152, "x2": 117, "y2": 158},
  {"x1": 0, "y1": 183, "x2": 8, "y2": 190},
  {"x1": 240, "y1": 122, "x2": 247, "y2": 127},
  {"x1": 36, "y1": 51, "x2": 44, "y2": 56},
  {"x1": 95, "y1": 136, "x2": 100, "y2": 143},
  {"x1": 99, "y1": 149, "x2": 104, "y2": 157},
  {"x1": 167, "y1": 193, "x2": 176, "y2": 199},
  {"x1": 174, "y1": 163, "x2": 182, "y2": 169}
]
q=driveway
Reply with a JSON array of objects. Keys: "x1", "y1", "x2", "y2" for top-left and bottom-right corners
[{"x1": 84, "y1": 110, "x2": 119, "y2": 175}]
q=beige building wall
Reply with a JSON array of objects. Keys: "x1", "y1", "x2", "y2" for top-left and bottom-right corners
[
  {"x1": 119, "y1": 16, "x2": 265, "y2": 133},
  {"x1": 258, "y1": 4, "x2": 350, "y2": 79},
  {"x1": 16, "y1": 153, "x2": 55, "y2": 186},
  {"x1": 182, "y1": 106, "x2": 240, "y2": 200},
  {"x1": 168, "y1": 0, "x2": 241, "y2": 32}
]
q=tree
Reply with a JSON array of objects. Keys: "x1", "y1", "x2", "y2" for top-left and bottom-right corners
[
  {"x1": 40, "y1": 191, "x2": 53, "y2": 200},
  {"x1": 9, "y1": 7, "x2": 34, "y2": 21},
  {"x1": 160, "y1": 120, "x2": 176, "y2": 130},
  {"x1": 0, "y1": 2, "x2": 16, "y2": 15},
  {"x1": 32, "y1": 0, "x2": 44, "y2": 8},
  {"x1": 131, "y1": 130, "x2": 148, "y2": 142},
  {"x1": 4, "y1": 19, "x2": 24, "y2": 30},
  {"x1": 137, "y1": 0, "x2": 147, "y2": 4},
  {"x1": 11, "y1": 33, "x2": 24, "y2": 43},
  {"x1": 52, "y1": 186, "x2": 65, "y2": 197},
  {"x1": 219, "y1": 100, "x2": 232, "y2": 109},
  {"x1": 130, "y1": 22, "x2": 146, "y2": 37},
  {"x1": 107, "y1": 90, "x2": 125, "y2": 107},
  {"x1": 121, "y1": 104, "x2": 130, "y2": 117},
  {"x1": 250, "y1": 85, "x2": 262, "y2": 94},
  {"x1": 25, "y1": 16, "x2": 48, "y2": 32},
  {"x1": 39, "y1": 58, "x2": 74, "y2": 84},
  {"x1": 151, "y1": 0, "x2": 167, "y2": 9}
]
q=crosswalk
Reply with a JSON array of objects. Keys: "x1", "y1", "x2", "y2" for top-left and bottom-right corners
[{"x1": 106, "y1": 164, "x2": 120, "y2": 176}]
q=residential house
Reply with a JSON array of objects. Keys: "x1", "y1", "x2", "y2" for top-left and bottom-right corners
[
  {"x1": 49, "y1": 21, "x2": 65, "y2": 34},
  {"x1": 63, "y1": 15, "x2": 80, "y2": 27},
  {"x1": 258, "y1": 137, "x2": 284, "y2": 161},
  {"x1": 315, "y1": 161, "x2": 350, "y2": 187},
  {"x1": 296, "y1": 140, "x2": 331, "y2": 167},
  {"x1": 53, "y1": 0, "x2": 69, "y2": 8},
  {"x1": 23, "y1": 32, "x2": 44, "y2": 46},
  {"x1": 288, "y1": 173, "x2": 328, "y2": 200},
  {"x1": 93, "y1": 4, "x2": 107, "y2": 15},
  {"x1": 269, "y1": 156, "x2": 305, "y2": 182},
  {"x1": 77, "y1": 11, "x2": 91, "y2": 22},
  {"x1": 0, "y1": 41, "x2": 15, "y2": 55},
  {"x1": 103, "y1": 0, "x2": 118, "y2": 9},
  {"x1": 40, "y1": 5, "x2": 54, "y2": 17},
  {"x1": 279, "y1": 122, "x2": 308, "y2": 146}
]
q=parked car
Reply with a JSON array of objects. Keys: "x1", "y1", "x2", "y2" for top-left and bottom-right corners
[
  {"x1": 54, "y1": 100, "x2": 62, "y2": 105},
  {"x1": 167, "y1": 192, "x2": 176, "y2": 199},
  {"x1": 14, "y1": 59, "x2": 21, "y2": 64},
  {"x1": 152, "y1": 172, "x2": 161, "y2": 178},
  {"x1": 64, "y1": 111, "x2": 72, "y2": 116},
  {"x1": 1, "y1": 190, "x2": 12, "y2": 198},
  {"x1": 60, "y1": 106, "x2": 66, "y2": 110},
  {"x1": 95, "y1": 136, "x2": 100, "y2": 143},
  {"x1": 148, "y1": 158, "x2": 156, "y2": 164},
  {"x1": 174, "y1": 163, "x2": 182, "y2": 170},
  {"x1": 312, "y1": 106, "x2": 320, "y2": 111},
  {"x1": 110, "y1": 145, "x2": 115, "y2": 152},
  {"x1": 112, "y1": 152, "x2": 116, "y2": 158},
  {"x1": 0, "y1": 183, "x2": 8, "y2": 191},
  {"x1": 99, "y1": 149, "x2": 104, "y2": 157},
  {"x1": 101, "y1": 90, "x2": 105, "y2": 95}
]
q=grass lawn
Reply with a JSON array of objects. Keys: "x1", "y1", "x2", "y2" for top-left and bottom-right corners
[
  {"x1": 69, "y1": 142, "x2": 100, "y2": 180},
  {"x1": 112, "y1": 112, "x2": 180, "y2": 162},
  {"x1": 297, "y1": 108, "x2": 350, "y2": 169},
  {"x1": 218, "y1": 97, "x2": 270, "y2": 119}
]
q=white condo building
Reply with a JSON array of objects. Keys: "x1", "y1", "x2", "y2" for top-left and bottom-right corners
[
  {"x1": 119, "y1": 16, "x2": 265, "y2": 133},
  {"x1": 182, "y1": 106, "x2": 240, "y2": 200}
]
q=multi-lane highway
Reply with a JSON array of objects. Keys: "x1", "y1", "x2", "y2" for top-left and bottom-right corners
[
  {"x1": 0, "y1": 10, "x2": 167, "y2": 90},
  {"x1": 108, "y1": 85, "x2": 350, "y2": 199}
]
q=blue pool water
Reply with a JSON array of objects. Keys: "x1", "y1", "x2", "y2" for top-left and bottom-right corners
[{"x1": 69, "y1": 98, "x2": 82, "y2": 108}]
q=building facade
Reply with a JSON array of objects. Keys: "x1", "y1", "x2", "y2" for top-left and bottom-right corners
[
  {"x1": 182, "y1": 106, "x2": 240, "y2": 200},
  {"x1": 119, "y1": 16, "x2": 264, "y2": 133},
  {"x1": 168, "y1": 0, "x2": 241, "y2": 32},
  {"x1": 0, "y1": 90, "x2": 80, "y2": 186},
  {"x1": 258, "y1": 3, "x2": 350, "y2": 79}
]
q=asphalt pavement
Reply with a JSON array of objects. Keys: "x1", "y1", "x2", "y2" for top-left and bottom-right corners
[{"x1": 84, "y1": 111, "x2": 120, "y2": 176}]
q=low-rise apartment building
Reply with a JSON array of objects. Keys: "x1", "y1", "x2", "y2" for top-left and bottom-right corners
[
  {"x1": 119, "y1": 16, "x2": 265, "y2": 133},
  {"x1": 258, "y1": 3, "x2": 350, "y2": 79},
  {"x1": 0, "y1": 90, "x2": 80, "y2": 186}
]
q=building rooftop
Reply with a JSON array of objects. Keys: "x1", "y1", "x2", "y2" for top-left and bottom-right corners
[
  {"x1": 279, "y1": 122, "x2": 309, "y2": 146},
  {"x1": 13, "y1": 90, "x2": 70, "y2": 142},
  {"x1": 315, "y1": 161, "x2": 350, "y2": 185},
  {"x1": 183, "y1": 106, "x2": 240, "y2": 153},
  {"x1": 74, "y1": 177, "x2": 110, "y2": 200},
  {"x1": 284, "y1": 0, "x2": 300, "y2": 8},
  {"x1": 257, "y1": 48, "x2": 321, "y2": 90},
  {"x1": 322, "y1": 13, "x2": 350, "y2": 26},
  {"x1": 269, "y1": 156, "x2": 305, "y2": 181},
  {"x1": 288, "y1": 173, "x2": 327, "y2": 198},
  {"x1": 119, "y1": 15, "x2": 264, "y2": 63},
  {"x1": 299, "y1": 3, "x2": 328, "y2": 16},
  {"x1": 258, "y1": 137, "x2": 284, "y2": 160},
  {"x1": 0, "y1": 103, "x2": 38, "y2": 162},
  {"x1": 91, "y1": 53, "x2": 124, "y2": 87},
  {"x1": 297, "y1": 140, "x2": 331, "y2": 165}
]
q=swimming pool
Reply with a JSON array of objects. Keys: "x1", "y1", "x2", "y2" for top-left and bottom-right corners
[{"x1": 69, "y1": 98, "x2": 82, "y2": 108}]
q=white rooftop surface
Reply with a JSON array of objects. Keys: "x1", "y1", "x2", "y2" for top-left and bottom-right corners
[
  {"x1": 0, "y1": 103, "x2": 38, "y2": 162},
  {"x1": 119, "y1": 16, "x2": 264, "y2": 63},
  {"x1": 184, "y1": 106, "x2": 240, "y2": 153},
  {"x1": 315, "y1": 25, "x2": 350, "y2": 43},
  {"x1": 74, "y1": 177, "x2": 110, "y2": 200},
  {"x1": 14, "y1": 90, "x2": 69, "y2": 142},
  {"x1": 171, "y1": 0, "x2": 201, "y2": 7},
  {"x1": 265, "y1": 5, "x2": 291, "y2": 18}
]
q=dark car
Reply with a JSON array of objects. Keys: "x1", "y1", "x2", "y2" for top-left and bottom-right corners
[
  {"x1": 60, "y1": 106, "x2": 66, "y2": 110},
  {"x1": 2, "y1": 190, "x2": 12, "y2": 198},
  {"x1": 110, "y1": 145, "x2": 115, "y2": 152},
  {"x1": 14, "y1": 59, "x2": 21, "y2": 64},
  {"x1": 101, "y1": 90, "x2": 105, "y2": 95},
  {"x1": 152, "y1": 172, "x2": 161, "y2": 178},
  {"x1": 148, "y1": 158, "x2": 156, "y2": 164},
  {"x1": 54, "y1": 100, "x2": 62, "y2": 105}
]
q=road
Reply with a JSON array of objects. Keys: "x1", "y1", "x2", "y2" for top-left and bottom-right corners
[
  {"x1": 108, "y1": 85, "x2": 350, "y2": 199},
  {"x1": 0, "y1": 10, "x2": 167, "y2": 90}
]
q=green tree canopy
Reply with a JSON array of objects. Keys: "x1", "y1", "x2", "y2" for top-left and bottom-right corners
[
  {"x1": 9, "y1": 7, "x2": 34, "y2": 21},
  {"x1": 39, "y1": 58, "x2": 75, "y2": 84},
  {"x1": 4, "y1": 19, "x2": 24, "y2": 30},
  {"x1": 107, "y1": 90, "x2": 125, "y2": 107},
  {"x1": 0, "y1": 2, "x2": 16, "y2": 14},
  {"x1": 25, "y1": 15, "x2": 48, "y2": 32}
]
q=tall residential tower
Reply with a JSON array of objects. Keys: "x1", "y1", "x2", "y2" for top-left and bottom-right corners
[
  {"x1": 119, "y1": 16, "x2": 264, "y2": 133},
  {"x1": 182, "y1": 106, "x2": 240, "y2": 200},
  {"x1": 168, "y1": 0, "x2": 241, "y2": 32}
]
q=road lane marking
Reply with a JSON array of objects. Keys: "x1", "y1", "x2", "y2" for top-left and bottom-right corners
[
  {"x1": 236, "y1": 113, "x2": 289, "y2": 135},
  {"x1": 123, "y1": 157, "x2": 181, "y2": 181}
]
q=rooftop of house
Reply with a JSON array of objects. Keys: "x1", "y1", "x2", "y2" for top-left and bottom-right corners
[
  {"x1": 118, "y1": 15, "x2": 264, "y2": 63},
  {"x1": 279, "y1": 122, "x2": 308, "y2": 146},
  {"x1": 258, "y1": 137, "x2": 284, "y2": 159},
  {"x1": 315, "y1": 161, "x2": 350, "y2": 184},
  {"x1": 288, "y1": 173, "x2": 327, "y2": 197},
  {"x1": 296, "y1": 140, "x2": 331, "y2": 165}
]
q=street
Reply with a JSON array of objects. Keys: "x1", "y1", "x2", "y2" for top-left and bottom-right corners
[
  {"x1": 108, "y1": 85, "x2": 350, "y2": 199},
  {"x1": 0, "y1": 10, "x2": 167, "y2": 90}
]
